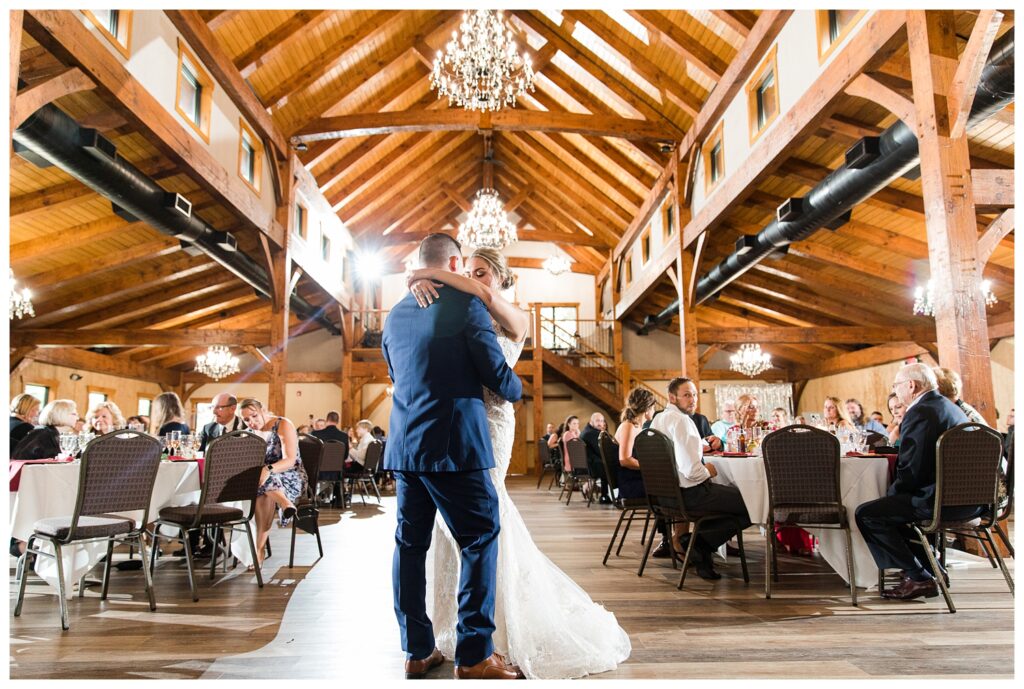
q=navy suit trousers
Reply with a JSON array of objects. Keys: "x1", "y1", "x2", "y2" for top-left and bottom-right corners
[{"x1": 392, "y1": 470, "x2": 500, "y2": 667}]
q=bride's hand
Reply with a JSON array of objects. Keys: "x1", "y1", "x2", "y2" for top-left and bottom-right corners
[{"x1": 409, "y1": 279, "x2": 443, "y2": 308}]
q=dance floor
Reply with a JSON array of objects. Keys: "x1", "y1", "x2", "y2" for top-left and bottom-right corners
[{"x1": 9, "y1": 476, "x2": 1015, "y2": 679}]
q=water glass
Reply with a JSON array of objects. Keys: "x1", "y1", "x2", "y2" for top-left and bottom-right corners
[{"x1": 58, "y1": 433, "x2": 78, "y2": 460}]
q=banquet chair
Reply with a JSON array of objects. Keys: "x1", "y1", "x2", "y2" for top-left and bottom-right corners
[
  {"x1": 599, "y1": 431, "x2": 652, "y2": 565},
  {"x1": 149, "y1": 431, "x2": 266, "y2": 601},
  {"x1": 345, "y1": 441, "x2": 383, "y2": 505},
  {"x1": 864, "y1": 431, "x2": 888, "y2": 448},
  {"x1": 318, "y1": 439, "x2": 349, "y2": 507},
  {"x1": 536, "y1": 438, "x2": 560, "y2": 490},
  {"x1": 559, "y1": 438, "x2": 594, "y2": 507},
  {"x1": 633, "y1": 428, "x2": 749, "y2": 589},
  {"x1": 761, "y1": 424, "x2": 857, "y2": 606},
  {"x1": 908, "y1": 423, "x2": 1012, "y2": 613},
  {"x1": 993, "y1": 438, "x2": 1014, "y2": 558},
  {"x1": 289, "y1": 434, "x2": 325, "y2": 568},
  {"x1": 13, "y1": 430, "x2": 163, "y2": 630}
]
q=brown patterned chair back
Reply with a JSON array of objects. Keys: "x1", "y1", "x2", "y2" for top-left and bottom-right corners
[
  {"x1": 632, "y1": 428, "x2": 689, "y2": 520},
  {"x1": 566, "y1": 438, "x2": 589, "y2": 474},
  {"x1": 68, "y1": 430, "x2": 163, "y2": 542},
  {"x1": 199, "y1": 430, "x2": 267, "y2": 520},
  {"x1": 931, "y1": 423, "x2": 1003, "y2": 526},
  {"x1": 761, "y1": 424, "x2": 843, "y2": 519},
  {"x1": 362, "y1": 441, "x2": 383, "y2": 474},
  {"x1": 599, "y1": 431, "x2": 621, "y2": 494},
  {"x1": 298, "y1": 433, "x2": 325, "y2": 498},
  {"x1": 1000, "y1": 435, "x2": 1014, "y2": 520},
  {"x1": 320, "y1": 439, "x2": 347, "y2": 472},
  {"x1": 536, "y1": 438, "x2": 551, "y2": 468}
]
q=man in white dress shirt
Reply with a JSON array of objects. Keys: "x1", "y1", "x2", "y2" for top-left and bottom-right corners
[
  {"x1": 650, "y1": 377, "x2": 751, "y2": 580},
  {"x1": 198, "y1": 392, "x2": 244, "y2": 451}
]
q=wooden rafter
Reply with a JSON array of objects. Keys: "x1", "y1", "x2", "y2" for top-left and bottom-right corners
[
  {"x1": 11, "y1": 329, "x2": 271, "y2": 348},
  {"x1": 628, "y1": 11, "x2": 729, "y2": 82}
]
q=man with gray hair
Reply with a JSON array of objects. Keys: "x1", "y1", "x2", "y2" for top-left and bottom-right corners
[{"x1": 855, "y1": 362, "x2": 980, "y2": 601}]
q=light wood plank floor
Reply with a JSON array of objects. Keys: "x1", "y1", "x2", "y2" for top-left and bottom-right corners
[{"x1": 9, "y1": 476, "x2": 1015, "y2": 679}]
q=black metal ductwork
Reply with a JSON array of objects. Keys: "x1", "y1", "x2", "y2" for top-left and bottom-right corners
[
  {"x1": 638, "y1": 28, "x2": 1014, "y2": 335},
  {"x1": 13, "y1": 102, "x2": 340, "y2": 336}
]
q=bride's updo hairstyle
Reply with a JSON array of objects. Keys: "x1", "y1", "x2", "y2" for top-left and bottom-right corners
[
  {"x1": 621, "y1": 387, "x2": 656, "y2": 425},
  {"x1": 470, "y1": 247, "x2": 516, "y2": 290}
]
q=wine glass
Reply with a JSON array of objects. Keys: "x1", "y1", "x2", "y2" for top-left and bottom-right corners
[
  {"x1": 58, "y1": 433, "x2": 78, "y2": 460},
  {"x1": 167, "y1": 430, "x2": 181, "y2": 456}
]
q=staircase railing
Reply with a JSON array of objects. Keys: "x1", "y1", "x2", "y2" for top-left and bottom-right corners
[
  {"x1": 626, "y1": 375, "x2": 669, "y2": 410},
  {"x1": 539, "y1": 315, "x2": 621, "y2": 398}
]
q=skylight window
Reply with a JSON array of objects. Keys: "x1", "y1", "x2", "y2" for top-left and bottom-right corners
[{"x1": 607, "y1": 9, "x2": 649, "y2": 45}]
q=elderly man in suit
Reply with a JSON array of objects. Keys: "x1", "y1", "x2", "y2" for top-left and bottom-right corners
[
  {"x1": 199, "y1": 393, "x2": 244, "y2": 451},
  {"x1": 855, "y1": 363, "x2": 981, "y2": 600}
]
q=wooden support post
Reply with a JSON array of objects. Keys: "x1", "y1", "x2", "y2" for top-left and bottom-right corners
[
  {"x1": 677, "y1": 250, "x2": 699, "y2": 388},
  {"x1": 341, "y1": 351, "x2": 354, "y2": 427},
  {"x1": 10, "y1": 9, "x2": 24, "y2": 140},
  {"x1": 532, "y1": 306, "x2": 545, "y2": 477},
  {"x1": 908, "y1": 10, "x2": 996, "y2": 424},
  {"x1": 267, "y1": 155, "x2": 296, "y2": 416}
]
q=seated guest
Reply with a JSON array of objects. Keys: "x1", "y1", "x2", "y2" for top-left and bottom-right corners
[
  {"x1": 9, "y1": 393, "x2": 41, "y2": 454},
  {"x1": 735, "y1": 394, "x2": 761, "y2": 430},
  {"x1": 346, "y1": 419, "x2": 376, "y2": 472},
  {"x1": 687, "y1": 403, "x2": 723, "y2": 453},
  {"x1": 794, "y1": 414, "x2": 807, "y2": 425},
  {"x1": 651, "y1": 378, "x2": 752, "y2": 580},
  {"x1": 580, "y1": 412, "x2": 612, "y2": 504},
  {"x1": 546, "y1": 423, "x2": 563, "y2": 468},
  {"x1": 870, "y1": 411, "x2": 886, "y2": 426},
  {"x1": 151, "y1": 392, "x2": 190, "y2": 436},
  {"x1": 296, "y1": 424, "x2": 312, "y2": 435},
  {"x1": 312, "y1": 410, "x2": 349, "y2": 444},
  {"x1": 823, "y1": 396, "x2": 856, "y2": 433},
  {"x1": 86, "y1": 400, "x2": 125, "y2": 434},
  {"x1": 314, "y1": 418, "x2": 327, "y2": 431},
  {"x1": 846, "y1": 398, "x2": 888, "y2": 435},
  {"x1": 615, "y1": 388, "x2": 657, "y2": 502},
  {"x1": 769, "y1": 407, "x2": 790, "y2": 429},
  {"x1": 239, "y1": 398, "x2": 306, "y2": 569},
  {"x1": 199, "y1": 393, "x2": 244, "y2": 451},
  {"x1": 933, "y1": 367, "x2": 988, "y2": 425},
  {"x1": 1004, "y1": 408, "x2": 1015, "y2": 459},
  {"x1": 126, "y1": 415, "x2": 147, "y2": 432},
  {"x1": 710, "y1": 401, "x2": 736, "y2": 446},
  {"x1": 855, "y1": 363, "x2": 980, "y2": 600},
  {"x1": 560, "y1": 414, "x2": 582, "y2": 473},
  {"x1": 12, "y1": 399, "x2": 79, "y2": 460},
  {"x1": 886, "y1": 393, "x2": 906, "y2": 447}
]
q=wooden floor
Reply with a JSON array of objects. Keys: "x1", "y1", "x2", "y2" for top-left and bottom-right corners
[{"x1": 9, "y1": 476, "x2": 1015, "y2": 680}]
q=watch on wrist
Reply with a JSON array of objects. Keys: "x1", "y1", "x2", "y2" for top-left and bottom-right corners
[{"x1": 267, "y1": 465, "x2": 275, "y2": 475}]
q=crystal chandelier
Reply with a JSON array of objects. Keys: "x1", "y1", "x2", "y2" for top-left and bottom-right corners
[
  {"x1": 729, "y1": 343, "x2": 773, "y2": 378},
  {"x1": 195, "y1": 345, "x2": 240, "y2": 381},
  {"x1": 457, "y1": 188, "x2": 518, "y2": 249},
  {"x1": 430, "y1": 10, "x2": 535, "y2": 112},
  {"x1": 912, "y1": 279, "x2": 997, "y2": 317},
  {"x1": 542, "y1": 255, "x2": 571, "y2": 275},
  {"x1": 9, "y1": 269, "x2": 34, "y2": 320}
]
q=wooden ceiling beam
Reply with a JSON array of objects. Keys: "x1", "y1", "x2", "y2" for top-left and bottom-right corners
[
  {"x1": 527, "y1": 129, "x2": 644, "y2": 210},
  {"x1": 730, "y1": 273, "x2": 893, "y2": 327},
  {"x1": 698, "y1": 326, "x2": 939, "y2": 345},
  {"x1": 628, "y1": 10, "x2": 729, "y2": 81},
  {"x1": 681, "y1": 11, "x2": 906, "y2": 249},
  {"x1": 11, "y1": 217, "x2": 144, "y2": 264},
  {"x1": 707, "y1": 10, "x2": 755, "y2": 38},
  {"x1": 793, "y1": 342, "x2": 930, "y2": 380},
  {"x1": 507, "y1": 257, "x2": 596, "y2": 276},
  {"x1": 138, "y1": 295, "x2": 268, "y2": 335},
  {"x1": 12, "y1": 328, "x2": 271, "y2": 348},
  {"x1": 235, "y1": 10, "x2": 328, "y2": 78},
  {"x1": 28, "y1": 346, "x2": 179, "y2": 387},
  {"x1": 165, "y1": 10, "x2": 288, "y2": 155},
  {"x1": 110, "y1": 287, "x2": 260, "y2": 332},
  {"x1": 25, "y1": 239, "x2": 180, "y2": 291}
]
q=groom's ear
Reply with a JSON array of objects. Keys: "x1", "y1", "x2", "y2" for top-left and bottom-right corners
[{"x1": 447, "y1": 255, "x2": 461, "y2": 273}]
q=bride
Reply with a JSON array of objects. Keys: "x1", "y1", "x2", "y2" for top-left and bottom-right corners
[{"x1": 407, "y1": 248, "x2": 631, "y2": 680}]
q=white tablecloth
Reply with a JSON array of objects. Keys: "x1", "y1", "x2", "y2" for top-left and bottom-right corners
[
  {"x1": 709, "y1": 455, "x2": 888, "y2": 589},
  {"x1": 10, "y1": 461, "x2": 202, "y2": 597}
]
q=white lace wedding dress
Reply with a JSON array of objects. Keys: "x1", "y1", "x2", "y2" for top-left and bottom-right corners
[{"x1": 426, "y1": 326, "x2": 631, "y2": 679}]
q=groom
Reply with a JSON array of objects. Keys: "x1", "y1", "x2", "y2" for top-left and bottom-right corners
[{"x1": 381, "y1": 233, "x2": 524, "y2": 680}]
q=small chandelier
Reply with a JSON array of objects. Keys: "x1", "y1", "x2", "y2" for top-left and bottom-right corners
[
  {"x1": 9, "y1": 269, "x2": 34, "y2": 320},
  {"x1": 729, "y1": 343, "x2": 773, "y2": 378},
  {"x1": 542, "y1": 255, "x2": 571, "y2": 275},
  {"x1": 195, "y1": 345, "x2": 240, "y2": 381},
  {"x1": 912, "y1": 279, "x2": 997, "y2": 317},
  {"x1": 430, "y1": 10, "x2": 535, "y2": 112},
  {"x1": 457, "y1": 188, "x2": 518, "y2": 249}
]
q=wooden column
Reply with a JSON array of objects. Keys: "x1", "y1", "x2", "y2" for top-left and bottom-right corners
[
  {"x1": 267, "y1": 156, "x2": 296, "y2": 416},
  {"x1": 532, "y1": 306, "x2": 544, "y2": 477},
  {"x1": 10, "y1": 10, "x2": 24, "y2": 139},
  {"x1": 908, "y1": 10, "x2": 996, "y2": 423},
  {"x1": 673, "y1": 155, "x2": 698, "y2": 387}
]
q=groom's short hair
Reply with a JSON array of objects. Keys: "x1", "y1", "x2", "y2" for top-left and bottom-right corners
[{"x1": 419, "y1": 233, "x2": 462, "y2": 268}]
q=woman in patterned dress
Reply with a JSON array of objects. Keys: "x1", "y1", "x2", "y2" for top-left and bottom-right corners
[{"x1": 239, "y1": 398, "x2": 307, "y2": 569}]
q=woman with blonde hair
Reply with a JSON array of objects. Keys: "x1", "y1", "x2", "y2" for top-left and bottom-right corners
[
  {"x1": 933, "y1": 366, "x2": 987, "y2": 425},
  {"x1": 769, "y1": 407, "x2": 790, "y2": 429},
  {"x1": 735, "y1": 393, "x2": 761, "y2": 429},
  {"x1": 86, "y1": 400, "x2": 126, "y2": 434},
  {"x1": 9, "y1": 392, "x2": 41, "y2": 453},
  {"x1": 238, "y1": 398, "x2": 307, "y2": 570},
  {"x1": 151, "y1": 391, "x2": 190, "y2": 436},
  {"x1": 822, "y1": 396, "x2": 855, "y2": 432},
  {"x1": 12, "y1": 399, "x2": 79, "y2": 460}
]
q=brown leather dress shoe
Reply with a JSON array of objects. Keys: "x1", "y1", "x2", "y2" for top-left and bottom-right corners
[
  {"x1": 454, "y1": 653, "x2": 524, "y2": 680},
  {"x1": 881, "y1": 576, "x2": 939, "y2": 600},
  {"x1": 405, "y1": 648, "x2": 444, "y2": 679}
]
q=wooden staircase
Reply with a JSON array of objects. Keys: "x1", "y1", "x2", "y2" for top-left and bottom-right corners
[{"x1": 540, "y1": 346, "x2": 623, "y2": 419}]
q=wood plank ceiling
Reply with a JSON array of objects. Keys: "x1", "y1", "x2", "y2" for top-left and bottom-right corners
[{"x1": 9, "y1": 9, "x2": 1014, "y2": 378}]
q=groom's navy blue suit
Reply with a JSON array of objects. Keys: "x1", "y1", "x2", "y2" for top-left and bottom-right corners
[{"x1": 382, "y1": 285, "x2": 522, "y2": 667}]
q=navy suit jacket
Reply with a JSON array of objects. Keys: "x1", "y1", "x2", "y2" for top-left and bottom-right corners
[
  {"x1": 889, "y1": 389, "x2": 969, "y2": 510},
  {"x1": 382, "y1": 286, "x2": 522, "y2": 473}
]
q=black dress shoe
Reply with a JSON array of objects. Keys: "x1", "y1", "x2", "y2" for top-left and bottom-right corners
[
  {"x1": 882, "y1": 576, "x2": 939, "y2": 600},
  {"x1": 651, "y1": 539, "x2": 671, "y2": 558},
  {"x1": 598, "y1": 495, "x2": 613, "y2": 505},
  {"x1": 694, "y1": 563, "x2": 723, "y2": 580}
]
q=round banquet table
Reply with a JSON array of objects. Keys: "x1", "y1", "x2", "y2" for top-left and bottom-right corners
[
  {"x1": 709, "y1": 455, "x2": 889, "y2": 589},
  {"x1": 10, "y1": 461, "x2": 205, "y2": 597}
]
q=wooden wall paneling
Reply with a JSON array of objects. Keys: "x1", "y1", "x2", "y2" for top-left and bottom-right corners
[{"x1": 27, "y1": 347, "x2": 179, "y2": 387}]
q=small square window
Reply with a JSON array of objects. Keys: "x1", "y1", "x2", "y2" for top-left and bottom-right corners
[
  {"x1": 746, "y1": 45, "x2": 779, "y2": 144},
  {"x1": 294, "y1": 202, "x2": 308, "y2": 239},
  {"x1": 237, "y1": 119, "x2": 263, "y2": 194},
  {"x1": 624, "y1": 252, "x2": 633, "y2": 285},
  {"x1": 88, "y1": 390, "x2": 108, "y2": 411},
  {"x1": 702, "y1": 120, "x2": 726, "y2": 194},
  {"x1": 641, "y1": 230, "x2": 651, "y2": 265},
  {"x1": 137, "y1": 396, "x2": 152, "y2": 417},
  {"x1": 175, "y1": 39, "x2": 213, "y2": 143},
  {"x1": 321, "y1": 232, "x2": 332, "y2": 262},
  {"x1": 24, "y1": 383, "x2": 50, "y2": 407},
  {"x1": 663, "y1": 202, "x2": 675, "y2": 240},
  {"x1": 817, "y1": 10, "x2": 866, "y2": 61},
  {"x1": 83, "y1": 10, "x2": 132, "y2": 58}
]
